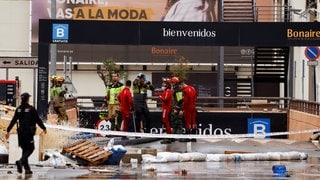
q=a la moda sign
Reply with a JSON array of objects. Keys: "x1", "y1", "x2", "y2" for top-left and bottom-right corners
[{"x1": 163, "y1": 28, "x2": 216, "y2": 38}]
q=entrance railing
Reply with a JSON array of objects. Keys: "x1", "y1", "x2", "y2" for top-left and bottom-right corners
[
  {"x1": 76, "y1": 96, "x2": 320, "y2": 116},
  {"x1": 290, "y1": 99, "x2": 320, "y2": 116},
  {"x1": 77, "y1": 96, "x2": 290, "y2": 111},
  {"x1": 254, "y1": 5, "x2": 295, "y2": 22}
]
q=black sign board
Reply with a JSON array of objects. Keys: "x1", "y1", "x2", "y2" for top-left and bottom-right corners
[
  {"x1": 40, "y1": 20, "x2": 320, "y2": 46},
  {"x1": 37, "y1": 19, "x2": 320, "y2": 115}
]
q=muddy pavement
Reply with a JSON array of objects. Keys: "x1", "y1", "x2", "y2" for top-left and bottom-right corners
[{"x1": 0, "y1": 138, "x2": 319, "y2": 179}]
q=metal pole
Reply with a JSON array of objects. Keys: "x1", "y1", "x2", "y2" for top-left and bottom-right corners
[
  {"x1": 33, "y1": 69, "x2": 36, "y2": 106},
  {"x1": 288, "y1": 47, "x2": 294, "y2": 98},
  {"x1": 5, "y1": 68, "x2": 8, "y2": 80},
  {"x1": 293, "y1": 60, "x2": 296, "y2": 99},
  {"x1": 69, "y1": 56, "x2": 72, "y2": 81},
  {"x1": 313, "y1": 66, "x2": 316, "y2": 101},
  {"x1": 50, "y1": 0, "x2": 57, "y2": 77},
  {"x1": 15, "y1": 76, "x2": 20, "y2": 106},
  {"x1": 251, "y1": 54, "x2": 254, "y2": 97},
  {"x1": 64, "y1": 55, "x2": 67, "y2": 78},
  {"x1": 218, "y1": 47, "x2": 224, "y2": 107},
  {"x1": 302, "y1": 60, "x2": 305, "y2": 99},
  {"x1": 217, "y1": 0, "x2": 224, "y2": 107}
]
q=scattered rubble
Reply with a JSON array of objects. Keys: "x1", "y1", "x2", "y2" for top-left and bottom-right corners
[{"x1": 38, "y1": 149, "x2": 78, "y2": 168}]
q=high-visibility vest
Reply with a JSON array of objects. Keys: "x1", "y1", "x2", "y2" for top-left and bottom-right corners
[{"x1": 106, "y1": 82, "x2": 124, "y2": 104}]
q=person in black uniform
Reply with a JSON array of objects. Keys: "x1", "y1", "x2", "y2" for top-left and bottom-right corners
[
  {"x1": 132, "y1": 73, "x2": 154, "y2": 133},
  {"x1": 5, "y1": 92, "x2": 47, "y2": 175}
]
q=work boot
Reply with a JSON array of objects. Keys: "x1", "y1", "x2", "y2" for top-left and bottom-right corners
[
  {"x1": 25, "y1": 170, "x2": 33, "y2": 175},
  {"x1": 15, "y1": 160, "x2": 22, "y2": 173},
  {"x1": 24, "y1": 165, "x2": 33, "y2": 175}
]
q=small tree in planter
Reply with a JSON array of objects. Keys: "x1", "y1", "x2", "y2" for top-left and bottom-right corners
[
  {"x1": 97, "y1": 58, "x2": 126, "y2": 87},
  {"x1": 170, "y1": 55, "x2": 190, "y2": 81}
]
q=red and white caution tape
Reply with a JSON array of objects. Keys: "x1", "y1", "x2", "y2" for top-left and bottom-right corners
[
  {"x1": 2, "y1": 116, "x2": 319, "y2": 139},
  {"x1": 45, "y1": 123, "x2": 320, "y2": 139}
]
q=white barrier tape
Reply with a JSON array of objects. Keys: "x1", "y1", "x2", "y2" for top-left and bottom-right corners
[
  {"x1": 2, "y1": 116, "x2": 320, "y2": 139},
  {"x1": 45, "y1": 124, "x2": 320, "y2": 139}
]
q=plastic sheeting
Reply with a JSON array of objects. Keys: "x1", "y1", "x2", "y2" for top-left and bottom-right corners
[
  {"x1": 38, "y1": 149, "x2": 71, "y2": 167},
  {"x1": 0, "y1": 145, "x2": 8, "y2": 154}
]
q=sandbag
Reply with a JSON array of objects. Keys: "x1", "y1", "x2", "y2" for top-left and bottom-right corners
[
  {"x1": 142, "y1": 154, "x2": 167, "y2": 163},
  {"x1": 157, "y1": 152, "x2": 180, "y2": 162},
  {"x1": 206, "y1": 154, "x2": 228, "y2": 162}
]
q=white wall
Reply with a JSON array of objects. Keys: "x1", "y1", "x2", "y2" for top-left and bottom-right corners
[
  {"x1": 290, "y1": 0, "x2": 320, "y2": 101},
  {"x1": 293, "y1": 47, "x2": 309, "y2": 100},
  {"x1": 62, "y1": 70, "x2": 106, "y2": 97},
  {"x1": 0, "y1": 0, "x2": 33, "y2": 104},
  {"x1": 0, "y1": 0, "x2": 31, "y2": 56}
]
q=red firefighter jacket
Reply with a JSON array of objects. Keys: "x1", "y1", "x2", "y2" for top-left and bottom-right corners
[
  {"x1": 160, "y1": 88, "x2": 173, "y2": 110},
  {"x1": 182, "y1": 85, "x2": 197, "y2": 111},
  {"x1": 118, "y1": 87, "x2": 134, "y2": 114}
]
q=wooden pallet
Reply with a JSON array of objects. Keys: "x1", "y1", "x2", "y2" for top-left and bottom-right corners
[{"x1": 62, "y1": 139, "x2": 112, "y2": 165}]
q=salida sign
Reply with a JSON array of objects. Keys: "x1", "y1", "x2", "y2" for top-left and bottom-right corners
[{"x1": 0, "y1": 57, "x2": 38, "y2": 68}]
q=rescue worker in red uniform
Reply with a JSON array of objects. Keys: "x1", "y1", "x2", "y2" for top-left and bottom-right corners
[
  {"x1": 158, "y1": 77, "x2": 173, "y2": 144},
  {"x1": 179, "y1": 80, "x2": 198, "y2": 142},
  {"x1": 118, "y1": 80, "x2": 134, "y2": 132}
]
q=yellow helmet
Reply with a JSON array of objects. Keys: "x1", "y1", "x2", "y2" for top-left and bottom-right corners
[
  {"x1": 50, "y1": 75, "x2": 57, "y2": 81},
  {"x1": 56, "y1": 76, "x2": 64, "y2": 82}
]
